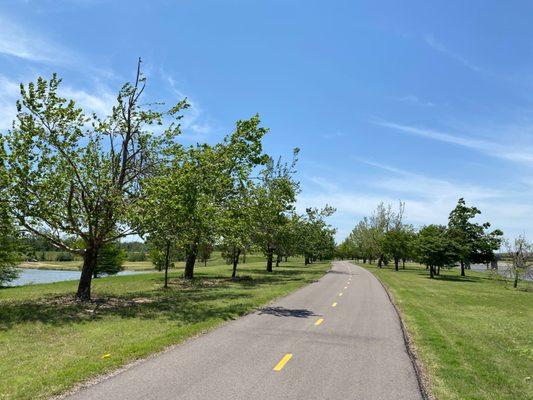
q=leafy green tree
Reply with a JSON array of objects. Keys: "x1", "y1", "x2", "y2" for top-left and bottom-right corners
[
  {"x1": 295, "y1": 206, "x2": 336, "y2": 264},
  {"x1": 1, "y1": 60, "x2": 186, "y2": 300},
  {"x1": 447, "y1": 198, "x2": 503, "y2": 276},
  {"x1": 415, "y1": 225, "x2": 457, "y2": 278},
  {"x1": 93, "y1": 242, "x2": 125, "y2": 278},
  {"x1": 0, "y1": 149, "x2": 20, "y2": 286},
  {"x1": 140, "y1": 115, "x2": 267, "y2": 280},
  {"x1": 382, "y1": 224, "x2": 415, "y2": 271},
  {"x1": 0, "y1": 209, "x2": 20, "y2": 286},
  {"x1": 251, "y1": 150, "x2": 299, "y2": 272}
]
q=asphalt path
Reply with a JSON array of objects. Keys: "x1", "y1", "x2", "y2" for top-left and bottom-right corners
[{"x1": 65, "y1": 261, "x2": 423, "y2": 400}]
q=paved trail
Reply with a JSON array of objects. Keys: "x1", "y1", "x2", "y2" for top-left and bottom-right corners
[{"x1": 66, "y1": 261, "x2": 423, "y2": 400}]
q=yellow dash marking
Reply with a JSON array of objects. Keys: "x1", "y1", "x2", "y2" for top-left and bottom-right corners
[
  {"x1": 101, "y1": 354, "x2": 111, "y2": 359},
  {"x1": 273, "y1": 353, "x2": 293, "y2": 371},
  {"x1": 314, "y1": 318, "x2": 324, "y2": 326},
  {"x1": 339, "y1": 293, "x2": 343, "y2": 296},
  {"x1": 332, "y1": 302, "x2": 337, "y2": 307}
]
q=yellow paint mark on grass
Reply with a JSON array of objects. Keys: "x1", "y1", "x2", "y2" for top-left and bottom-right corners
[
  {"x1": 314, "y1": 318, "x2": 324, "y2": 326},
  {"x1": 273, "y1": 353, "x2": 293, "y2": 371},
  {"x1": 332, "y1": 302, "x2": 337, "y2": 307},
  {"x1": 101, "y1": 354, "x2": 111, "y2": 359}
]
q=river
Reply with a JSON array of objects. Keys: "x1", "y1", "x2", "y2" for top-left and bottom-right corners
[{"x1": 7, "y1": 268, "x2": 148, "y2": 287}]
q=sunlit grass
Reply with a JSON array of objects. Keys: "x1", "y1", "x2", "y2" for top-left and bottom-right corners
[
  {"x1": 0, "y1": 259, "x2": 329, "y2": 400},
  {"x1": 359, "y1": 262, "x2": 533, "y2": 400}
]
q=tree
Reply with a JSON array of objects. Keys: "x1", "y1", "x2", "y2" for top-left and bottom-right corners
[
  {"x1": 295, "y1": 206, "x2": 336, "y2": 265},
  {"x1": 0, "y1": 206, "x2": 20, "y2": 287},
  {"x1": 382, "y1": 225, "x2": 415, "y2": 271},
  {"x1": 1, "y1": 60, "x2": 187, "y2": 300},
  {"x1": 220, "y1": 182, "x2": 255, "y2": 279},
  {"x1": 139, "y1": 115, "x2": 267, "y2": 280},
  {"x1": 251, "y1": 150, "x2": 299, "y2": 272},
  {"x1": 415, "y1": 225, "x2": 457, "y2": 278},
  {"x1": 448, "y1": 198, "x2": 503, "y2": 276},
  {"x1": 505, "y1": 235, "x2": 533, "y2": 288},
  {"x1": 0, "y1": 146, "x2": 20, "y2": 286},
  {"x1": 93, "y1": 242, "x2": 125, "y2": 278}
]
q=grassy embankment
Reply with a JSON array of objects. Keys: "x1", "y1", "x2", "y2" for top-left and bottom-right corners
[
  {"x1": 0, "y1": 258, "x2": 329, "y2": 400},
  {"x1": 359, "y1": 262, "x2": 532, "y2": 400}
]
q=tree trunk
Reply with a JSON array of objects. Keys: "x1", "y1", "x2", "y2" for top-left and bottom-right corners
[
  {"x1": 465, "y1": 260, "x2": 471, "y2": 270},
  {"x1": 377, "y1": 255, "x2": 383, "y2": 268},
  {"x1": 164, "y1": 240, "x2": 170, "y2": 288},
  {"x1": 231, "y1": 248, "x2": 241, "y2": 279},
  {"x1": 184, "y1": 242, "x2": 198, "y2": 279},
  {"x1": 242, "y1": 250, "x2": 246, "y2": 264},
  {"x1": 304, "y1": 255, "x2": 309, "y2": 265},
  {"x1": 402, "y1": 258, "x2": 406, "y2": 269},
  {"x1": 394, "y1": 257, "x2": 399, "y2": 271},
  {"x1": 460, "y1": 261, "x2": 465, "y2": 276},
  {"x1": 363, "y1": 258, "x2": 367, "y2": 264},
  {"x1": 437, "y1": 265, "x2": 440, "y2": 275},
  {"x1": 513, "y1": 271, "x2": 519, "y2": 288},
  {"x1": 284, "y1": 256, "x2": 288, "y2": 262},
  {"x1": 266, "y1": 247, "x2": 273, "y2": 272},
  {"x1": 276, "y1": 254, "x2": 281, "y2": 268},
  {"x1": 76, "y1": 245, "x2": 99, "y2": 301},
  {"x1": 429, "y1": 265, "x2": 434, "y2": 279}
]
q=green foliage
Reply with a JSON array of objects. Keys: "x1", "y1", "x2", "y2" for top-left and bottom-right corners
[
  {"x1": 447, "y1": 198, "x2": 503, "y2": 274},
  {"x1": 415, "y1": 225, "x2": 457, "y2": 278},
  {"x1": 56, "y1": 252, "x2": 75, "y2": 262},
  {"x1": 0, "y1": 167, "x2": 20, "y2": 286},
  {"x1": 94, "y1": 243, "x2": 125, "y2": 277},
  {"x1": 251, "y1": 149, "x2": 300, "y2": 271},
  {"x1": 0, "y1": 61, "x2": 187, "y2": 299},
  {"x1": 293, "y1": 206, "x2": 336, "y2": 264},
  {"x1": 127, "y1": 252, "x2": 146, "y2": 262}
]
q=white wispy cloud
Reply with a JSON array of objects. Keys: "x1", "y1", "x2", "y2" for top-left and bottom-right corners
[
  {"x1": 424, "y1": 34, "x2": 483, "y2": 73},
  {"x1": 373, "y1": 120, "x2": 533, "y2": 165},
  {"x1": 163, "y1": 73, "x2": 214, "y2": 140},
  {"x1": 395, "y1": 95, "x2": 434, "y2": 107},
  {"x1": 0, "y1": 15, "x2": 75, "y2": 66},
  {"x1": 300, "y1": 159, "x2": 533, "y2": 241}
]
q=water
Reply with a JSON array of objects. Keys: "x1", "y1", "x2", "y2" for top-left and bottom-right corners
[
  {"x1": 7, "y1": 268, "x2": 148, "y2": 287},
  {"x1": 469, "y1": 263, "x2": 532, "y2": 281}
]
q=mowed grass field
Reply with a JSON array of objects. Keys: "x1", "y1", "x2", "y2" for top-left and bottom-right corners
[
  {"x1": 359, "y1": 262, "x2": 532, "y2": 400},
  {"x1": 0, "y1": 259, "x2": 330, "y2": 400}
]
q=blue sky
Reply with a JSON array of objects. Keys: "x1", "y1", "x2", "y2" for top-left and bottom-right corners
[{"x1": 1, "y1": 0, "x2": 532, "y2": 241}]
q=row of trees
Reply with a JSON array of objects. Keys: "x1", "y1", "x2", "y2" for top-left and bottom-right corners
[
  {"x1": 0, "y1": 60, "x2": 336, "y2": 298},
  {"x1": 337, "y1": 199, "x2": 505, "y2": 279}
]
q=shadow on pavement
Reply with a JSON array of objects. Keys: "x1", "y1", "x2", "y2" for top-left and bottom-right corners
[{"x1": 258, "y1": 306, "x2": 317, "y2": 318}]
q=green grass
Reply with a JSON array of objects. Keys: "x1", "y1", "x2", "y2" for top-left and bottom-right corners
[
  {"x1": 0, "y1": 259, "x2": 329, "y2": 400},
  {"x1": 358, "y1": 262, "x2": 533, "y2": 400}
]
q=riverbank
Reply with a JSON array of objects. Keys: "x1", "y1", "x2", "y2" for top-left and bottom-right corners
[
  {"x1": 0, "y1": 259, "x2": 330, "y2": 400},
  {"x1": 18, "y1": 260, "x2": 155, "y2": 271},
  {"x1": 358, "y1": 262, "x2": 532, "y2": 400}
]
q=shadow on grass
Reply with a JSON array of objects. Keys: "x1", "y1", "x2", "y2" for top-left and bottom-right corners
[
  {"x1": 0, "y1": 266, "x2": 323, "y2": 331},
  {"x1": 258, "y1": 306, "x2": 317, "y2": 318}
]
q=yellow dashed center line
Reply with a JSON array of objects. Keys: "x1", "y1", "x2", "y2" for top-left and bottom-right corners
[
  {"x1": 314, "y1": 318, "x2": 324, "y2": 326},
  {"x1": 332, "y1": 302, "x2": 337, "y2": 307},
  {"x1": 273, "y1": 353, "x2": 293, "y2": 371}
]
